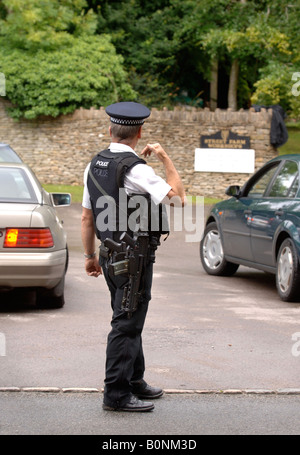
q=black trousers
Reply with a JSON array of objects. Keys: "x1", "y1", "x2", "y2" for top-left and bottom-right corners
[{"x1": 100, "y1": 256, "x2": 154, "y2": 407}]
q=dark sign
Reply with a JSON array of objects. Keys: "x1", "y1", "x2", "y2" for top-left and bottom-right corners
[{"x1": 200, "y1": 130, "x2": 250, "y2": 149}]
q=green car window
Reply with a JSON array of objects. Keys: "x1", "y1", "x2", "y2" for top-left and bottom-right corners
[
  {"x1": 269, "y1": 161, "x2": 299, "y2": 198},
  {"x1": 247, "y1": 164, "x2": 279, "y2": 198}
]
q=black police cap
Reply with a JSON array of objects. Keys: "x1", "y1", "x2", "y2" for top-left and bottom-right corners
[{"x1": 105, "y1": 102, "x2": 150, "y2": 126}]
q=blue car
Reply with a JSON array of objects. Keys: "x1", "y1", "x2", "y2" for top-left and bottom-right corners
[{"x1": 200, "y1": 154, "x2": 300, "y2": 302}]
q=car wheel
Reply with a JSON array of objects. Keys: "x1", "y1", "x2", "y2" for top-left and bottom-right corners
[
  {"x1": 200, "y1": 222, "x2": 239, "y2": 276},
  {"x1": 276, "y1": 238, "x2": 300, "y2": 302},
  {"x1": 37, "y1": 247, "x2": 68, "y2": 309},
  {"x1": 37, "y1": 275, "x2": 65, "y2": 309}
]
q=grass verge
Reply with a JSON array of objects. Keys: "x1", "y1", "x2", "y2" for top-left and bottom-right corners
[
  {"x1": 43, "y1": 184, "x2": 83, "y2": 203},
  {"x1": 43, "y1": 185, "x2": 221, "y2": 205},
  {"x1": 278, "y1": 128, "x2": 300, "y2": 155}
]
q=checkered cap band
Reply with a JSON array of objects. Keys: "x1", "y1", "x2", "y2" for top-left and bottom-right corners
[{"x1": 110, "y1": 117, "x2": 145, "y2": 125}]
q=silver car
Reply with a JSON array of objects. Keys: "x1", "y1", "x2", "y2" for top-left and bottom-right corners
[{"x1": 0, "y1": 163, "x2": 71, "y2": 308}]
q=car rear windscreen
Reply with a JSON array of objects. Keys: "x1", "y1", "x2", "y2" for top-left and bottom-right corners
[
  {"x1": 0, "y1": 167, "x2": 38, "y2": 203},
  {"x1": 0, "y1": 145, "x2": 22, "y2": 163}
]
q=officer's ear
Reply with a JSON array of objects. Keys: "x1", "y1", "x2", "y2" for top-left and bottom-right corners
[
  {"x1": 109, "y1": 126, "x2": 112, "y2": 137},
  {"x1": 137, "y1": 126, "x2": 142, "y2": 139}
]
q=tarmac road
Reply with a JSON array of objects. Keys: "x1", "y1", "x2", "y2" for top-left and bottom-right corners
[
  {"x1": 0, "y1": 202, "x2": 300, "y2": 435},
  {"x1": 1, "y1": 391, "x2": 300, "y2": 436}
]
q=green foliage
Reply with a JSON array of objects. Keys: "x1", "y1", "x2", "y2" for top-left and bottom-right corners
[
  {"x1": 96, "y1": 0, "x2": 182, "y2": 106},
  {"x1": 0, "y1": 0, "x2": 97, "y2": 51},
  {"x1": 201, "y1": 22, "x2": 291, "y2": 61},
  {"x1": 246, "y1": 1, "x2": 300, "y2": 118},
  {"x1": 179, "y1": 0, "x2": 296, "y2": 110},
  {"x1": 0, "y1": 0, "x2": 135, "y2": 118},
  {"x1": 251, "y1": 62, "x2": 300, "y2": 118},
  {"x1": 0, "y1": 34, "x2": 135, "y2": 119},
  {"x1": 96, "y1": 0, "x2": 299, "y2": 111},
  {"x1": 0, "y1": 0, "x2": 299, "y2": 117}
]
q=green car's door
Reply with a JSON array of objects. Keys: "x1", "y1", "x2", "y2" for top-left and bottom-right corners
[
  {"x1": 221, "y1": 162, "x2": 280, "y2": 262},
  {"x1": 250, "y1": 160, "x2": 300, "y2": 267},
  {"x1": 221, "y1": 196, "x2": 256, "y2": 261}
]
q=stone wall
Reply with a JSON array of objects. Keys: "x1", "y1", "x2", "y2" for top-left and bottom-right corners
[{"x1": 0, "y1": 99, "x2": 276, "y2": 199}]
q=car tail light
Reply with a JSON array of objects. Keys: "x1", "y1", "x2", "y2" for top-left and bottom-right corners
[{"x1": 4, "y1": 228, "x2": 54, "y2": 248}]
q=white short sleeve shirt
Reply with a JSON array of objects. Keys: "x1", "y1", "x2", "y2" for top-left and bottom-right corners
[{"x1": 82, "y1": 143, "x2": 171, "y2": 209}]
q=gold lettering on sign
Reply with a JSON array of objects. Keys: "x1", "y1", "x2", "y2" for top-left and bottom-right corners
[{"x1": 200, "y1": 130, "x2": 250, "y2": 149}]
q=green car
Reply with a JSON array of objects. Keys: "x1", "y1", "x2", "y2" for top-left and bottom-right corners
[{"x1": 200, "y1": 154, "x2": 300, "y2": 302}]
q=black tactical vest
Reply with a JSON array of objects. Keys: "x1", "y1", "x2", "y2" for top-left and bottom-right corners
[{"x1": 87, "y1": 149, "x2": 147, "y2": 242}]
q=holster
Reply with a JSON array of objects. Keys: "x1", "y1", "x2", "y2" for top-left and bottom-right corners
[{"x1": 99, "y1": 243, "x2": 110, "y2": 259}]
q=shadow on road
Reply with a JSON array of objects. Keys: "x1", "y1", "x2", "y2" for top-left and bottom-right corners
[{"x1": 0, "y1": 289, "x2": 38, "y2": 312}]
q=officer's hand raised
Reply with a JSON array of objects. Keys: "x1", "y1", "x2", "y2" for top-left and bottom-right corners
[{"x1": 141, "y1": 143, "x2": 169, "y2": 162}]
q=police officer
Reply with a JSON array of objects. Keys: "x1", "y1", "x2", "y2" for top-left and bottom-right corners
[{"x1": 81, "y1": 102, "x2": 185, "y2": 412}]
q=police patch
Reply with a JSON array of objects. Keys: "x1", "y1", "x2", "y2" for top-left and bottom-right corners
[
  {"x1": 95, "y1": 160, "x2": 109, "y2": 168},
  {"x1": 93, "y1": 159, "x2": 110, "y2": 178}
]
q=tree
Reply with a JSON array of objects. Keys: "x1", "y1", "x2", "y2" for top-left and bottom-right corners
[
  {"x1": 202, "y1": 20, "x2": 291, "y2": 109},
  {"x1": 95, "y1": 0, "x2": 182, "y2": 107},
  {"x1": 250, "y1": 1, "x2": 300, "y2": 118},
  {"x1": 174, "y1": 0, "x2": 294, "y2": 111},
  {"x1": 0, "y1": 35, "x2": 135, "y2": 119},
  {"x1": 0, "y1": 0, "x2": 97, "y2": 51},
  {"x1": 1, "y1": 0, "x2": 299, "y2": 117},
  {"x1": 0, "y1": 0, "x2": 136, "y2": 118}
]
